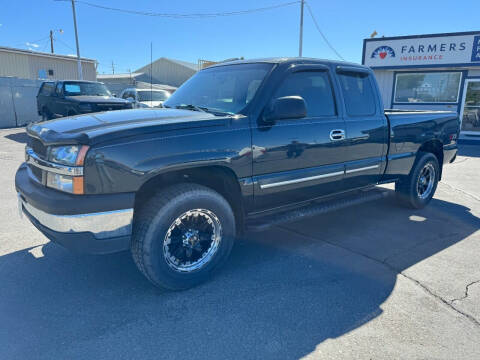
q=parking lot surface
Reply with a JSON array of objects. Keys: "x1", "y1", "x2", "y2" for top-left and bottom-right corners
[{"x1": 0, "y1": 127, "x2": 479, "y2": 359}]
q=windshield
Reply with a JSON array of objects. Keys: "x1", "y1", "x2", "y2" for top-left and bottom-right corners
[
  {"x1": 163, "y1": 63, "x2": 273, "y2": 114},
  {"x1": 137, "y1": 90, "x2": 170, "y2": 102},
  {"x1": 63, "y1": 82, "x2": 111, "y2": 96}
]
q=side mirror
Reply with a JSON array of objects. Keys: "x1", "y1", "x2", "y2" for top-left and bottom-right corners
[
  {"x1": 264, "y1": 96, "x2": 307, "y2": 122},
  {"x1": 126, "y1": 97, "x2": 135, "y2": 103},
  {"x1": 112, "y1": 93, "x2": 117, "y2": 97}
]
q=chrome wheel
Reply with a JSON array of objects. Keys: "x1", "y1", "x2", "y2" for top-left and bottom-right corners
[
  {"x1": 416, "y1": 163, "x2": 435, "y2": 199},
  {"x1": 163, "y1": 209, "x2": 222, "y2": 273}
]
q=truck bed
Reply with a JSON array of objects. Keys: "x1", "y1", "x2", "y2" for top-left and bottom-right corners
[{"x1": 381, "y1": 108, "x2": 459, "y2": 181}]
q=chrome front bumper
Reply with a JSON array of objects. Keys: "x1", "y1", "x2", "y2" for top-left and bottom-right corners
[{"x1": 19, "y1": 194, "x2": 133, "y2": 239}]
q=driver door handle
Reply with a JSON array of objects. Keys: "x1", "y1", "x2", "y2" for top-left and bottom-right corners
[{"x1": 330, "y1": 129, "x2": 345, "y2": 141}]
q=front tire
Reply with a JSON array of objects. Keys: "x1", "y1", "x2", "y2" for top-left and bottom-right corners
[
  {"x1": 41, "y1": 108, "x2": 52, "y2": 122},
  {"x1": 395, "y1": 152, "x2": 440, "y2": 209},
  {"x1": 131, "y1": 184, "x2": 235, "y2": 290}
]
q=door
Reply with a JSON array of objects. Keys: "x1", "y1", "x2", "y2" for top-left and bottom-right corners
[
  {"x1": 252, "y1": 66, "x2": 348, "y2": 211},
  {"x1": 336, "y1": 67, "x2": 388, "y2": 189},
  {"x1": 37, "y1": 82, "x2": 54, "y2": 114},
  {"x1": 52, "y1": 82, "x2": 67, "y2": 117},
  {"x1": 460, "y1": 79, "x2": 480, "y2": 134}
]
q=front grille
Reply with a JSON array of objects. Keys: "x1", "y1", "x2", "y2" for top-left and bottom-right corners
[
  {"x1": 96, "y1": 103, "x2": 126, "y2": 111},
  {"x1": 28, "y1": 137, "x2": 47, "y2": 159}
]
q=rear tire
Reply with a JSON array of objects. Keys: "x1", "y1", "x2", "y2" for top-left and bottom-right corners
[
  {"x1": 395, "y1": 152, "x2": 439, "y2": 209},
  {"x1": 131, "y1": 183, "x2": 236, "y2": 290}
]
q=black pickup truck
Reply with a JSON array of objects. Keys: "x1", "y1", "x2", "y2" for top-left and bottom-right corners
[
  {"x1": 16, "y1": 58, "x2": 459, "y2": 289},
  {"x1": 36, "y1": 80, "x2": 131, "y2": 121}
]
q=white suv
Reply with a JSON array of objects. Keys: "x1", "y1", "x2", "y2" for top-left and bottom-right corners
[{"x1": 119, "y1": 88, "x2": 171, "y2": 108}]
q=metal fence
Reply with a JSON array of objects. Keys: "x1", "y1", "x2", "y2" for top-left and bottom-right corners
[{"x1": 0, "y1": 77, "x2": 41, "y2": 128}]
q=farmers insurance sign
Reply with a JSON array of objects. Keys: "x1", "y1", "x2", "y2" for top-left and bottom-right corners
[{"x1": 363, "y1": 32, "x2": 480, "y2": 68}]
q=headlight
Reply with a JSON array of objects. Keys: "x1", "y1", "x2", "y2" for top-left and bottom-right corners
[
  {"x1": 46, "y1": 145, "x2": 89, "y2": 194},
  {"x1": 49, "y1": 145, "x2": 80, "y2": 165},
  {"x1": 79, "y1": 103, "x2": 92, "y2": 112}
]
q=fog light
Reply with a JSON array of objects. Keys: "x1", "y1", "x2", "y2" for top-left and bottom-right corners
[
  {"x1": 46, "y1": 172, "x2": 73, "y2": 193},
  {"x1": 46, "y1": 173, "x2": 84, "y2": 194}
]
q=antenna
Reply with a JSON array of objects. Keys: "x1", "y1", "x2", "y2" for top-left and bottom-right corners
[
  {"x1": 150, "y1": 42, "x2": 153, "y2": 104},
  {"x1": 299, "y1": 0, "x2": 304, "y2": 57}
]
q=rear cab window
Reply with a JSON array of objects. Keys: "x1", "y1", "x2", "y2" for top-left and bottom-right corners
[{"x1": 338, "y1": 72, "x2": 376, "y2": 116}]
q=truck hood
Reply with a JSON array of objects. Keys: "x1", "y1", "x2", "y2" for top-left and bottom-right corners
[
  {"x1": 65, "y1": 95, "x2": 129, "y2": 104},
  {"x1": 27, "y1": 108, "x2": 229, "y2": 146}
]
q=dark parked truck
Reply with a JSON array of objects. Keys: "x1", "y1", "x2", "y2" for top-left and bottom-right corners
[
  {"x1": 16, "y1": 58, "x2": 459, "y2": 289},
  {"x1": 36, "y1": 80, "x2": 132, "y2": 121}
]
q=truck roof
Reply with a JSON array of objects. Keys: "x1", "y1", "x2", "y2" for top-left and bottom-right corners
[
  {"x1": 41, "y1": 80, "x2": 103, "y2": 84},
  {"x1": 208, "y1": 57, "x2": 366, "y2": 70}
]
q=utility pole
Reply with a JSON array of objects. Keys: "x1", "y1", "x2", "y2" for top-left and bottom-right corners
[
  {"x1": 299, "y1": 0, "x2": 304, "y2": 57},
  {"x1": 111, "y1": 61, "x2": 115, "y2": 74},
  {"x1": 70, "y1": 0, "x2": 83, "y2": 79},
  {"x1": 49, "y1": 29, "x2": 63, "y2": 54},
  {"x1": 50, "y1": 30, "x2": 54, "y2": 53}
]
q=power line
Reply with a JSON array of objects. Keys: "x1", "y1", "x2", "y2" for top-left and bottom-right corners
[
  {"x1": 40, "y1": 37, "x2": 51, "y2": 52},
  {"x1": 54, "y1": 0, "x2": 300, "y2": 18},
  {"x1": 304, "y1": 1, "x2": 344, "y2": 60},
  {"x1": 12, "y1": 35, "x2": 50, "y2": 48},
  {"x1": 56, "y1": 37, "x2": 75, "y2": 51}
]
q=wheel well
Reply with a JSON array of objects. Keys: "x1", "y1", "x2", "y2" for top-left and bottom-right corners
[
  {"x1": 418, "y1": 140, "x2": 443, "y2": 179},
  {"x1": 135, "y1": 166, "x2": 245, "y2": 234}
]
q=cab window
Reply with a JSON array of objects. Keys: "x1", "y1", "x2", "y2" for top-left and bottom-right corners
[
  {"x1": 274, "y1": 71, "x2": 336, "y2": 117},
  {"x1": 55, "y1": 82, "x2": 63, "y2": 96},
  {"x1": 40, "y1": 82, "x2": 54, "y2": 96}
]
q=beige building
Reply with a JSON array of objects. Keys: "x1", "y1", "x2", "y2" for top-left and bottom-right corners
[
  {"x1": 135, "y1": 57, "x2": 197, "y2": 87},
  {"x1": 0, "y1": 46, "x2": 97, "y2": 81}
]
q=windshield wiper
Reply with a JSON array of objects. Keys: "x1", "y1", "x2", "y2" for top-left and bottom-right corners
[
  {"x1": 174, "y1": 104, "x2": 207, "y2": 112},
  {"x1": 169, "y1": 104, "x2": 232, "y2": 116}
]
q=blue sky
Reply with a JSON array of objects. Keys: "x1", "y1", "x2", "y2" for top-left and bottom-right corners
[{"x1": 0, "y1": 0, "x2": 478, "y2": 74}]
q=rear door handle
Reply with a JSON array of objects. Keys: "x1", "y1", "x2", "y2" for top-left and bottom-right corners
[{"x1": 330, "y1": 129, "x2": 345, "y2": 141}]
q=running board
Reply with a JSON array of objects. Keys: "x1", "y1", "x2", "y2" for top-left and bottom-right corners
[{"x1": 246, "y1": 188, "x2": 392, "y2": 232}]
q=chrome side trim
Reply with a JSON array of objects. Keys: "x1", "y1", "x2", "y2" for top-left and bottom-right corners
[
  {"x1": 20, "y1": 197, "x2": 133, "y2": 239},
  {"x1": 26, "y1": 148, "x2": 83, "y2": 176},
  {"x1": 345, "y1": 165, "x2": 379, "y2": 174},
  {"x1": 260, "y1": 171, "x2": 344, "y2": 189}
]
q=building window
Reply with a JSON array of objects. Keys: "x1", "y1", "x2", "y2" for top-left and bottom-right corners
[{"x1": 394, "y1": 72, "x2": 462, "y2": 104}]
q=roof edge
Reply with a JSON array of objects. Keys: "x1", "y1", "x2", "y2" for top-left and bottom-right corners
[
  {"x1": 0, "y1": 46, "x2": 96, "y2": 63},
  {"x1": 363, "y1": 30, "x2": 480, "y2": 42}
]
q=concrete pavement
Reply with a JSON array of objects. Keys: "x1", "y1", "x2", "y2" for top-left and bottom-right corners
[{"x1": 0, "y1": 128, "x2": 479, "y2": 359}]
